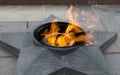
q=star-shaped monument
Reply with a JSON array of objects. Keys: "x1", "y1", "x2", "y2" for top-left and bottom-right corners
[{"x1": 0, "y1": 15, "x2": 118, "y2": 75}]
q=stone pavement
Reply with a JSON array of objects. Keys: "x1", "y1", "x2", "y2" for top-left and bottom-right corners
[{"x1": 0, "y1": 5, "x2": 119, "y2": 75}]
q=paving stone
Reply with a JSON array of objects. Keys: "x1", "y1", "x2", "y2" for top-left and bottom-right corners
[
  {"x1": 97, "y1": 16, "x2": 120, "y2": 53},
  {"x1": 100, "y1": 16, "x2": 120, "y2": 32},
  {"x1": 0, "y1": 57, "x2": 17, "y2": 75},
  {"x1": 105, "y1": 54, "x2": 120, "y2": 75},
  {"x1": 115, "y1": 33, "x2": 120, "y2": 49},
  {"x1": 93, "y1": 5, "x2": 120, "y2": 32},
  {"x1": 0, "y1": 22, "x2": 27, "y2": 32},
  {"x1": 0, "y1": 6, "x2": 44, "y2": 21},
  {"x1": 0, "y1": 31, "x2": 33, "y2": 56},
  {"x1": 92, "y1": 6, "x2": 120, "y2": 53},
  {"x1": 93, "y1": 5, "x2": 120, "y2": 16},
  {"x1": 94, "y1": 31, "x2": 117, "y2": 52},
  {"x1": 76, "y1": 6, "x2": 107, "y2": 31},
  {"x1": 28, "y1": 15, "x2": 59, "y2": 31},
  {"x1": 0, "y1": 47, "x2": 13, "y2": 57},
  {"x1": 42, "y1": 5, "x2": 68, "y2": 21},
  {"x1": 0, "y1": 5, "x2": 119, "y2": 21}
]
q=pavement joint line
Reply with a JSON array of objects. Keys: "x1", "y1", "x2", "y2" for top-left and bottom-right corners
[
  {"x1": 0, "y1": 56, "x2": 16, "y2": 58},
  {"x1": 104, "y1": 52, "x2": 120, "y2": 55},
  {"x1": 27, "y1": 21, "x2": 29, "y2": 29}
]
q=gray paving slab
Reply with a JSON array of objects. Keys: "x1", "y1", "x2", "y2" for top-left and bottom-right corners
[
  {"x1": 115, "y1": 33, "x2": 120, "y2": 48},
  {"x1": 0, "y1": 47, "x2": 13, "y2": 56},
  {"x1": 42, "y1": 5, "x2": 68, "y2": 21},
  {"x1": 92, "y1": 5, "x2": 120, "y2": 53},
  {"x1": 105, "y1": 54, "x2": 120, "y2": 75},
  {"x1": 100, "y1": 16, "x2": 120, "y2": 32},
  {"x1": 96, "y1": 15, "x2": 120, "y2": 53},
  {"x1": 93, "y1": 5, "x2": 120, "y2": 16},
  {"x1": 94, "y1": 31, "x2": 117, "y2": 52},
  {"x1": 94, "y1": 7, "x2": 120, "y2": 31},
  {"x1": 93, "y1": 5, "x2": 120, "y2": 32},
  {"x1": 0, "y1": 31, "x2": 33, "y2": 56},
  {"x1": 0, "y1": 6, "x2": 45, "y2": 21},
  {"x1": 0, "y1": 57, "x2": 17, "y2": 75},
  {"x1": 28, "y1": 15, "x2": 59, "y2": 31},
  {"x1": 0, "y1": 22, "x2": 27, "y2": 32}
]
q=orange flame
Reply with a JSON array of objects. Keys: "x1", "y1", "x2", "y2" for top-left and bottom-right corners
[{"x1": 41, "y1": 5, "x2": 95, "y2": 47}]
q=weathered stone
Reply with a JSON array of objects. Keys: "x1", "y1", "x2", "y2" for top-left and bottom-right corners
[
  {"x1": 14, "y1": 46, "x2": 113, "y2": 75},
  {"x1": 28, "y1": 15, "x2": 59, "y2": 31},
  {"x1": 100, "y1": 16, "x2": 120, "y2": 32},
  {"x1": 105, "y1": 54, "x2": 120, "y2": 75},
  {"x1": 0, "y1": 31, "x2": 33, "y2": 56},
  {"x1": 0, "y1": 22, "x2": 27, "y2": 32},
  {"x1": 14, "y1": 46, "x2": 64, "y2": 75},
  {"x1": 0, "y1": 47, "x2": 13, "y2": 57},
  {"x1": 0, "y1": 57, "x2": 17, "y2": 75},
  {"x1": 94, "y1": 31, "x2": 118, "y2": 52}
]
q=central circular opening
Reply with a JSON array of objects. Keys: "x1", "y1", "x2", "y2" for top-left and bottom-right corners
[{"x1": 34, "y1": 22, "x2": 86, "y2": 48}]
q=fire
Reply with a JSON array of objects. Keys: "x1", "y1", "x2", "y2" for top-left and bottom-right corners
[{"x1": 41, "y1": 5, "x2": 95, "y2": 47}]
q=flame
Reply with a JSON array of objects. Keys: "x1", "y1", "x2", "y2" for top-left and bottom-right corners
[
  {"x1": 41, "y1": 19, "x2": 59, "y2": 46},
  {"x1": 41, "y1": 5, "x2": 95, "y2": 47}
]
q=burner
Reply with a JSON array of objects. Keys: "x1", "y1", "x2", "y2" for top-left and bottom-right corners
[
  {"x1": 33, "y1": 22, "x2": 86, "y2": 55},
  {"x1": 0, "y1": 15, "x2": 118, "y2": 75}
]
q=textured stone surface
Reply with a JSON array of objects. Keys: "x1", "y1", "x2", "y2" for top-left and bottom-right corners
[
  {"x1": 0, "y1": 22, "x2": 27, "y2": 32},
  {"x1": 115, "y1": 33, "x2": 120, "y2": 50},
  {"x1": 14, "y1": 46, "x2": 113, "y2": 75},
  {"x1": 0, "y1": 57, "x2": 17, "y2": 75},
  {"x1": 28, "y1": 15, "x2": 59, "y2": 31},
  {"x1": 105, "y1": 54, "x2": 120, "y2": 75},
  {"x1": 93, "y1": 5, "x2": 120, "y2": 53},
  {"x1": 0, "y1": 47, "x2": 13, "y2": 56},
  {"x1": 94, "y1": 31, "x2": 118, "y2": 52},
  {"x1": 100, "y1": 16, "x2": 120, "y2": 32},
  {"x1": 0, "y1": 31, "x2": 33, "y2": 56},
  {"x1": 93, "y1": 5, "x2": 120, "y2": 16}
]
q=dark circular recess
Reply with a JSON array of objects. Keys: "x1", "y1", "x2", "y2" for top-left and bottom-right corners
[{"x1": 33, "y1": 22, "x2": 86, "y2": 55}]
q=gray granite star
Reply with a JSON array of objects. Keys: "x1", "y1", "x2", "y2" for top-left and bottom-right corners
[{"x1": 0, "y1": 15, "x2": 118, "y2": 75}]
